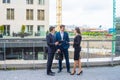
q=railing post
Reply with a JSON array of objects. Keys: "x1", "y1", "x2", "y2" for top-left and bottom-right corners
[
  {"x1": 33, "y1": 42, "x2": 35, "y2": 69},
  {"x1": 43, "y1": 47, "x2": 47, "y2": 60},
  {"x1": 22, "y1": 49, "x2": 24, "y2": 59},
  {"x1": 111, "y1": 40, "x2": 114, "y2": 66},
  {"x1": 86, "y1": 40, "x2": 89, "y2": 67},
  {"x1": 3, "y1": 42, "x2": 6, "y2": 70}
]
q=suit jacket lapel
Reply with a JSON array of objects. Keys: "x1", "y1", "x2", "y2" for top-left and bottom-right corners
[
  {"x1": 63, "y1": 32, "x2": 65, "y2": 40},
  {"x1": 58, "y1": 32, "x2": 61, "y2": 40},
  {"x1": 49, "y1": 33, "x2": 53, "y2": 42}
]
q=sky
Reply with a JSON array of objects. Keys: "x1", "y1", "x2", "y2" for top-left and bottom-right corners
[{"x1": 49, "y1": 0, "x2": 120, "y2": 29}]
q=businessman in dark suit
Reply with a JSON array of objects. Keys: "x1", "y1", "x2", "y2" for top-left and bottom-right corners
[
  {"x1": 46, "y1": 26, "x2": 59, "y2": 76},
  {"x1": 56, "y1": 25, "x2": 71, "y2": 73}
]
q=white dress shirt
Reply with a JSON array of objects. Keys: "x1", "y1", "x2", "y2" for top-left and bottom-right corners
[{"x1": 60, "y1": 31, "x2": 64, "y2": 40}]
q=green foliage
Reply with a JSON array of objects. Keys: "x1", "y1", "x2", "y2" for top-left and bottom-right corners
[
  {"x1": 21, "y1": 25, "x2": 25, "y2": 33},
  {"x1": 0, "y1": 25, "x2": 4, "y2": 33},
  {"x1": 6, "y1": 67, "x2": 16, "y2": 70},
  {"x1": 68, "y1": 32, "x2": 75, "y2": 36},
  {"x1": 82, "y1": 32, "x2": 108, "y2": 36}
]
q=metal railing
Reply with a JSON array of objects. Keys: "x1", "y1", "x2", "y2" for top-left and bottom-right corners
[{"x1": 0, "y1": 40, "x2": 120, "y2": 69}]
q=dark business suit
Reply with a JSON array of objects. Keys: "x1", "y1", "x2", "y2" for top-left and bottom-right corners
[
  {"x1": 56, "y1": 31, "x2": 70, "y2": 72},
  {"x1": 46, "y1": 33, "x2": 56, "y2": 74}
]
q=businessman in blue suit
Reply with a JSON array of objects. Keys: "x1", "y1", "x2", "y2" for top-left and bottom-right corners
[{"x1": 56, "y1": 25, "x2": 71, "y2": 73}]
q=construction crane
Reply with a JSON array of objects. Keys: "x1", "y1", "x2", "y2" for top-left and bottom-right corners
[
  {"x1": 55, "y1": 0, "x2": 117, "y2": 33},
  {"x1": 56, "y1": 0, "x2": 62, "y2": 31}
]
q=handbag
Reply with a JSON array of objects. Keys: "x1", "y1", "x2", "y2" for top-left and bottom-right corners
[{"x1": 55, "y1": 51, "x2": 63, "y2": 60}]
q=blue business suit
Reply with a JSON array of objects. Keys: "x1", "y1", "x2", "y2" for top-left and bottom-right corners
[
  {"x1": 46, "y1": 33, "x2": 56, "y2": 74},
  {"x1": 56, "y1": 31, "x2": 70, "y2": 72}
]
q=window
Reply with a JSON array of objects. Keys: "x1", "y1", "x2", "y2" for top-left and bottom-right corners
[
  {"x1": 26, "y1": 9, "x2": 33, "y2": 20},
  {"x1": 26, "y1": 0, "x2": 33, "y2": 4},
  {"x1": 3, "y1": 0, "x2": 10, "y2": 3},
  {"x1": 37, "y1": 25, "x2": 44, "y2": 32},
  {"x1": 7, "y1": 8, "x2": 14, "y2": 20},
  {"x1": 37, "y1": 25, "x2": 45, "y2": 36},
  {"x1": 37, "y1": 10, "x2": 45, "y2": 20},
  {"x1": 26, "y1": 25, "x2": 33, "y2": 34},
  {"x1": 38, "y1": 0, "x2": 45, "y2": 5},
  {"x1": 3, "y1": 25, "x2": 10, "y2": 36}
]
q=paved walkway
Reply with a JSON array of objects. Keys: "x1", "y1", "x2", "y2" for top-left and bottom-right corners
[{"x1": 0, "y1": 65, "x2": 120, "y2": 80}]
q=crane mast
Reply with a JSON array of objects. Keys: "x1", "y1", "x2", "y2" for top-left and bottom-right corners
[{"x1": 56, "y1": 0, "x2": 62, "y2": 31}]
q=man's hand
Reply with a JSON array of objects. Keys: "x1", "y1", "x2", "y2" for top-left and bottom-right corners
[
  {"x1": 55, "y1": 42, "x2": 59, "y2": 45},
  {"x1": 57, "y1": 49, "x2": 61, "y2": 52}
]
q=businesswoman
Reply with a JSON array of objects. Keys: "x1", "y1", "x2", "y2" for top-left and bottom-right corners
[{"x1": 69, "y1": 27, "x2": 83, "y2": 75}]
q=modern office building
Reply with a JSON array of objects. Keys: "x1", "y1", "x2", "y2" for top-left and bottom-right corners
[{"x1": 0, "y1": 0, "x2": 49, "y2": 36}]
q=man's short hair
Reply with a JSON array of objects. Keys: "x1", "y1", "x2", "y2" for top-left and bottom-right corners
[
  {"x1": 60, "y1": 25, "x2": 65, "y2": 29},
  {"x1": 49, "y1": 26, "x2": 55, "y2": 32}
]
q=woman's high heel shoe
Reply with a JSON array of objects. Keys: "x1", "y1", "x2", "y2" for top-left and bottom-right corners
[
  {"x1": 70, "y1": 71, "x2": 76, "y2": 75},
  {"x1": 77, "y1": 70, "x2": 83, "y2": 75}
]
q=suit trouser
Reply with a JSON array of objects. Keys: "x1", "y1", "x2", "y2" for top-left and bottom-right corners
[
  {"x1": 58, "y1": 49, "x2": 70, "y2": 71},
  {"x1": 47, "y1": 52, "x2": 55, "y2": 74}
]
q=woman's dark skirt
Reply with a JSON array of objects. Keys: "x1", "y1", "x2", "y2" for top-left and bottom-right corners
[{"x1": 74, "y1": 47, "x2": 81, "y2": 60}]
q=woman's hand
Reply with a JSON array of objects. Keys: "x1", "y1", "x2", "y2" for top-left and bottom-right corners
[{"x1": 69, "y1": 41, "x2": 74, "y2": 44}]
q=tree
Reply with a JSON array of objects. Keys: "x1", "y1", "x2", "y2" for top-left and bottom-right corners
[
  {"x1": 21, "y1": 25, "x2": 25, "y2": 34},
  {"x1": 0, "y1": 25, "x2": 4, "y2": 34},
  {"x1": 0, "y1": 25, "x2": 4, "y2": 38},
  {"x1": 21, "y1": 25, "x2": 26, "y2": 38}
]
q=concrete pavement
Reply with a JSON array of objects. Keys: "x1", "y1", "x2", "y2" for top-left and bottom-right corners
[{"x1": 0, "y1": 65, "x2": 120, "y2": 80}]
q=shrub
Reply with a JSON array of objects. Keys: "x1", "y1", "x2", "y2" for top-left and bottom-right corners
[
  {"x1": 0, "y1": 25, "x2": 4, "y2": 34},
  {"x1": 21, "y1": 25, "x2": 25, "y2": 34}
]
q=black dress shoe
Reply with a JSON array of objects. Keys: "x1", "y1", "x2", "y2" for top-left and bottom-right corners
[
  {"x1": 77, "y1": 70, "x2": 83, "y2": 75},
  {"x1": 47, "y1": 72, "x2": 55, "y2": 76},
  {"x1": 67, "y1": 71, "x2": 71, "y2": 73},
  {"x1": 57, "y1": 70, "x2": 62, "y2": 73},
  {"x1": 51, "y1": 71, "x2": 55, "y2": 74}
]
